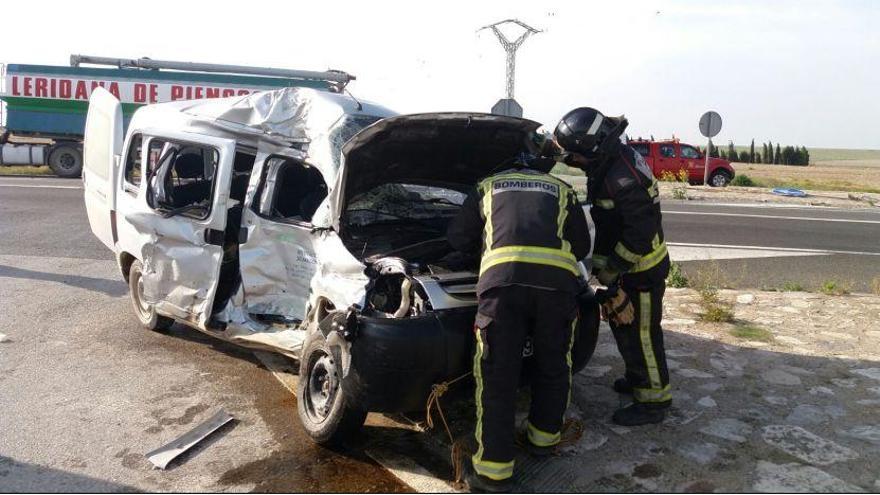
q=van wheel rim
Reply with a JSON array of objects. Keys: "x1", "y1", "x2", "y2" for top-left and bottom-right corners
[
  {"x1": 305, "y1": 352, "x2": 338, "y2": 423},
  {"x1": 133, "y1": 273, "x2": 151, "y2": 321}
]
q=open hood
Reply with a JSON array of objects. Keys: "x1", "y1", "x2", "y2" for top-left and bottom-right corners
[{"x1": 340, "y1": 112, "x2": 541, "y2": 201}]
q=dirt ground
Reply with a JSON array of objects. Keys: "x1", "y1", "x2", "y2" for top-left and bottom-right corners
[
  {"x1": 732, "y1": 163, "x2": 880, "y2": 194},
  {"x1": 413, "y1": 289, "x2": 880, "y2": 492}
]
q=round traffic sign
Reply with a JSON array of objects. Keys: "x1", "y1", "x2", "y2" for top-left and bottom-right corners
[{"x1": 699, "y1": 111, "x2": 722, "y2": 138}]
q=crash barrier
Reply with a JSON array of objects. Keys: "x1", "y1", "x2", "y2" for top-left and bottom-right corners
[{"x1": 424, "y1": 371, "x2": 585, "y2": 488}]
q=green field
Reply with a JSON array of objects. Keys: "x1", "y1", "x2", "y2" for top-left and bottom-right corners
[{"x1": 733, "y1": 146, "x2": 880, "y2": 164}]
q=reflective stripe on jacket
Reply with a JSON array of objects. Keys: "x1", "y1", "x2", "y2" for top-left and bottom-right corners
[
  {"x1": 589, "y1": 145, "x2": 669, "y2": 278},
  {"x1": 447, "y1": 166, "x2": 590, "y2": 295}
]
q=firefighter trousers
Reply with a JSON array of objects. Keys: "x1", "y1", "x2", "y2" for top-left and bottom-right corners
[
  {"x1": 471, "y1": 285, "x2": 578, "y2": 481},
  {"x1": 610, "y1": 280, "x2": 672, "y2": 406}
]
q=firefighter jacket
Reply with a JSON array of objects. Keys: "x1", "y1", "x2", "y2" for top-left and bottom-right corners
[
  {"x1": 589, "y1": 144, "x2": 669, "y2": 283},
  {"x1": 447, "y1": 167, "x2": 590, "y2": 295}
]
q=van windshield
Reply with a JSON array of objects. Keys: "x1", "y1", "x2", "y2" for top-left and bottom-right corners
[
  {"x1": 345, "y1": 183, "x2": 465, "y2": 226},
  {"x1": 328, "y1": 114, "x2": 385, "y2": 167}
]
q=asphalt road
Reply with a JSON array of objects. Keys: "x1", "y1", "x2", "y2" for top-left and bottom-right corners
[
  {"x1": 0, "y1": 177, "x2": 408, "y2": 491},
  {"x1": 661, "y1": 200, "x2": 880, "y2": 292},
  {"x1": 2, "y1": 176, "x2": 879, "y2": 491}
]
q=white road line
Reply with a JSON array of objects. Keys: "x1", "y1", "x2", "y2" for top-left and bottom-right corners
[
  {"x1": 254, "y1": 349, "x2": 450, "y2": 493},
  {"x1": 664, "y1": 210, "x2": 880, "y2": 225},
  {"x1": 667, "y1": 242, "x2": 880, "y2": 257},
  {"x1": 364, "y1": 448, "x2": 457, "y2": 493},
  {"x1": 253, "y1": 351, "x2": 299, "y2": 395},
  {"x1": 0, "y1": 184, "x2": 82, "y2": 189}
]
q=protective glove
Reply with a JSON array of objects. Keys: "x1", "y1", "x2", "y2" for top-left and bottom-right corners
[
  {"x1": 599, "y1": 286, "x2": 635, "y2": 326},
  {"x1": 597, "y1": 268, "x2": 620, "y2": 286}
]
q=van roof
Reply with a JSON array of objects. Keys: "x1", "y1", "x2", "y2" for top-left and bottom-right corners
[{"x1": 130, "y1": 87, "x2": 396, "y2": 146}]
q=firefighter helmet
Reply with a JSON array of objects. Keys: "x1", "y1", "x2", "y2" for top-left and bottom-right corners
[{"x1": 554, "y1": 107, "x2": 626, "y2": 158}]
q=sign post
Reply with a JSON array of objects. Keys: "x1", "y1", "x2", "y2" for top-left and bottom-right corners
[{"x1": 699, "y1": 111, "x2": 722, "y2": 187}]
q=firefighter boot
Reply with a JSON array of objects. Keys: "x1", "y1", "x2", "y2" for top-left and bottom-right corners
[
  {"x1": 612, "y1": 402, "x2": 667, "y2": 426},
  {"x1": 464, "y1": 464, "x2": 514, "y2": 493}
]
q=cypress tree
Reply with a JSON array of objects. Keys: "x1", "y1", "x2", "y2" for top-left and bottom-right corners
[
  {"x1": 804, "y1": 146, "x2": 810, "y2": 165},
  {"x1": 762, "y1": 143, "x2": 768, "y2": 164},
  {"x1": 749, "y1": 139, "x2": 755, "y2": 163},
  {"x1": 728, "y1": 141, "x2": 736, "y2": 161},
  {"x1": 767, "y1": 141, "x2": 773, "y2": 164},
  {"x1": 774, "y1": 144, "x2": 781, "y2": 164}
]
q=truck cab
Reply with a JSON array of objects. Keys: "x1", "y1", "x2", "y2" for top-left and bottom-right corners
[
  {"x1": 629, "y1": 139, "x2": 735, "y2": 187},
  {"x1": 82, "y1": 87, "x2": 601, "y2": 445}
]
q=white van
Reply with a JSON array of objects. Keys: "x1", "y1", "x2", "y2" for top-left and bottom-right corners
[{"x1": 82, "y1": 86, "x2": 600, "y2": 444}]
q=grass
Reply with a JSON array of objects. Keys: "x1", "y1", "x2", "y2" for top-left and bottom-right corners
[
  {"x1": 690, "y1": 261, "x2": 736, "y2": 322},
  {"x1": 0, "y1": 165, "x2": 52, "y2": 176},
  {"x1": 781, "y1": 281, "x2": 805, "y2": 292},
  {"x1": 667, "y1": 262, "x2": 689, "y2": 288},
  {"x1": 730, "y1": 174, "x2": 756, "y2": 187},
  {"x1": 872, "y1": 277, "x2": 880, "y2": 296},
  {"x1": 730, "y1": 324, "x2": 774, "y2": 342},
  {"x1": 820, "y1": 280, "x2": 851, "y2": 296}
]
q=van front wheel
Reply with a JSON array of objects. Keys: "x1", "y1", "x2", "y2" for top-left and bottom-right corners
[
  {"x1": 128, "y1": 260, "x2": 174, "y2": 332},
  {"x1": 297, "y1": 333, "x2": 366, "y2": 445}
]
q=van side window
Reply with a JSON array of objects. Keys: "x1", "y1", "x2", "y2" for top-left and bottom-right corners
[
  {"x1": 123, "y1": 134, "x2": 144, "y2": 189},
  {"x1": 256, "y1": 157, "x2": 327, "y2": 225},
  {"x1": 146, "y1": 138, "x2": 220, "y2": 220},
  {"x1": 659, "y1": 144, "x2": 676, "y2": 158}
]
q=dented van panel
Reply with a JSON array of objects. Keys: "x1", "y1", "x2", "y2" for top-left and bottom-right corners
[{"x1": 82, "y1": 86, "x2": 600, "y2": 440}]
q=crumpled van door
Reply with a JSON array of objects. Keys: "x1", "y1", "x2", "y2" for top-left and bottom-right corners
[
  {"x1": 135, "y1": 132, "x2": 236, "y2": 328},
  {"x1": 82, "y1": 88, "x2": 123, "y2": 250}
]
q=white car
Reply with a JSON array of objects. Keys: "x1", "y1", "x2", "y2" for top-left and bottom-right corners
[{"x1": 82, "y1": 86, "x2": 600, "y2": 444}]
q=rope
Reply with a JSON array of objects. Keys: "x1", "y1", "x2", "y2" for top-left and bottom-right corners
[
  {"x1": 424, "y1": 371, "x2": 584, "y2": 488},
  {"x1": 424, "y1": 371, "x2": 472, "y2": 489}
]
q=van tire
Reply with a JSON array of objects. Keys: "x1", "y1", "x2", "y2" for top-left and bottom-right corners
[
  {"x1": 128, "y1": 260, "x2": 174, "y2": 332},
  {"x1": 48, "y1": 144, "x2": 83, "y2": 178},
  {"x1": 709, "y1": 169, "x2": 732, "y2": 187},
  {"x1": 297, "y1": 332, "x2": 366, "y2": 445}
]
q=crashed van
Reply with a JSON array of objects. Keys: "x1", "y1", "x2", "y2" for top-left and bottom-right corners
[{"x1": 82, "y1": 86, "x2": 600, "y2": 443}]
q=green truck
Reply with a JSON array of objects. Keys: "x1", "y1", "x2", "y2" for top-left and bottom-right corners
[{"x1": 0, "y1": 55, "x2": 353, "y2": 177}]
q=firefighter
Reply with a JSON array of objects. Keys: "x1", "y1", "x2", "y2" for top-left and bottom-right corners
[
  {"x1": 447, "y1": 150, "x2": 590, "y2": 492},
  {"x1": 553, "y1": 107, "x2": 672, "y2": 427}
]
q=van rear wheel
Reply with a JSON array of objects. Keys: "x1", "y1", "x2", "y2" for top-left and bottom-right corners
[
  {"x1": 297, "y1": 332, "x2": 366, "y2": 445},
  {"x1": 128, "y1": 260, "x2": 174, "y2": 332}
]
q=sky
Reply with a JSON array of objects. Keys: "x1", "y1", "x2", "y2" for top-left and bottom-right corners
[{"x1": 1, "y1": 0, "x2": 878, "y2": 149}]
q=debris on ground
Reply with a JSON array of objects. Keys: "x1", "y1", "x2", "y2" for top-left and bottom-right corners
[
  {"x1": 145, "y1": 409, "x2": 234, "y2": 469},
  {"x1": 771, "y1": 188, "x2": 808, "y2": 197},
  {"x1": 0, "y1": 333, "x2": 9, "y2": 343}
]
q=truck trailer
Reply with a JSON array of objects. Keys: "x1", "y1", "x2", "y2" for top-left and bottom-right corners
[{"x1": 0, "y1": 55, "x2": 354, "y2": 177}]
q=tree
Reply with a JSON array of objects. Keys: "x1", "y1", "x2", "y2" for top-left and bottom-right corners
[
  {"x1": 762, "y1": 143, "x2": 768, "y2": 164},
  {"x1": 755, "y1": 151, "x2": 762, "y2": 163},
  {"x1": 766, "y1": 141, "x2": 774, "y2": 164},
  {"x1": 728, "y1": 141, "x2": 737, "y2": 162},
  {"x1": 709, "y1": 141, "x2": 720, "y2": 158},
  {"x1": 749, "y1": 139, "x2": 756, "y2": 163},
  {"x1": 774, "y1": 144, "x2": 781, "y2": 164}
]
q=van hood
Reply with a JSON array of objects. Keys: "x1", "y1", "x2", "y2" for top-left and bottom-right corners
[{"x1": 339, "y1": 112, "x2": 541, "y2": 201}]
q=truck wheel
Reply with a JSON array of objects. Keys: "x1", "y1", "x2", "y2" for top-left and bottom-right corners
[
  {"x1": 709, "y1": 170, "x2": 732, "y2": 187},
  {"x1": 128, "y1": 260, "x2": 174, "y2": 332},
  {"x1": 48, "y1": 144, "x2": 83, "y2": 178},
  {"x1": 297, "y1": 332, "x2": 366, "y2": 445}
]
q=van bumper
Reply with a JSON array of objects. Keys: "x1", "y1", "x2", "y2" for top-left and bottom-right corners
[{"x1": 344, "y1": 308, "x2": 476, "y2": 413}]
